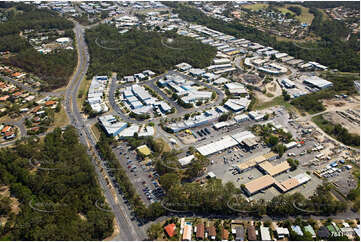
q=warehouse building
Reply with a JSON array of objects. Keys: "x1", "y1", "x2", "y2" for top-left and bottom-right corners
[
  {"x1": 189, "y1": 68, "x2": 206, "y2": 77},
  {"x1": 214, "y1": 77, "x2": 230, "y2": 85},
  {"x1": 303, "y1": 76, "x2": 333, "y2": 89},
  {"x1": 87, "y1": 76, "x2": 109, "y2": 113},
  {"x1": 117, "y1": 124, "x2": 154, "y2": 138},
  {"x1": 225, "y1": 82, "x2": 248, "y2": 96},
  {"x1": 224, "y1": 98, "x2": 251, "y2": 112},
  {"x1": 234, "y1": 114, "x2": 249, "y2": 123},
  {"x1": 258, "y1": 161, "x2": 290, "y2": 177},
  {"x1": 168, "y1": 108, "x2": 221, "y2": 132},
  {"x1": 213, "y1": 58, "x2": 231, "y2": 65},
  {"x1": 276, "y1": 173, "x2": 311, "y2": 193},
  {"x1": 281, "y1": 78, "x2": 296, "y2": 88},
  {"x1": 207, "y1": 63, "x2": 233, "y2": 72},
  {"x1": 244, "y1": 175, "x2": 275, "y2": 196},
  {"x1": 98, "y1": 115, "x2": 127, "y2": 136},
  {"x1": 248, "y1": 111, "x2": 265, "y2": 121},
  {"x1": 179, "y1": 155, "x2": 195, "y2": 166},
  {"x1": 175, "y1": 62, "x2": 192, "y2": 72},
  {"x1": 196, "y1": 130, "x2": 255, "y2": 156}
]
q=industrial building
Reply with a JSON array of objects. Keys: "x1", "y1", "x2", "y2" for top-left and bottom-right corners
[
  {"x1": 214, "y1": 77, "x2": 230, "y2": 85},
  {"x1": 276, "y1": 173, "x2": 311, "y2": 193},
  {"x1": 244, "y1": 175, "x2": 276, "y2": 196},
  {"x1": 162, "y1": 73, "x2": 213, "y2": 104},
  {"x1": 281, "y1": 78, "x2": 296, "y2": 88},
  {"x1": 189, "y1": 68, "x2": 206, "y2": 77},
  {"x1": 178, "y1": 155, "x2": 195, "y2": 166},
  {"x1": 303, "y1": 76, "x2": 333, "y2": 89},
  {"x1": 175, "y1": 62, "x2": 192, "y2": 72},
  {"x1": 117, "y1": 124, "x2": 154, "y2": 138},
  {"x1": 98, "y1": 115, "x2": 127, "y2": 136},
  {"x1": 248, "y1": 111, "x2": 265, "y2": 121},
  {"x1": 213, "y1": 58, "x2": 231, "y2": 65},
  {"x1": 234, "y1": 114, "x2": 249, "y2": 123},
  {"x1": 224, "y1": 98, "x2": 251, "y2": 112},
  {"x1": 196, "y1": 130, "x2": 256, "y2": 156},
  {"x1": 258, "y1": 161, "x2": 291, "y2": 176},
  {"x1": 243, "y1": 172, "x2": 311, "y2": 196},
  {"x1": 225, "y1": 82, "x2": 248, "y2": 96},
  {"x1": 87, "y1": 76, "x2": 109, "y2": 113},
  {"x1": 122, "y1": 84, "x2": 171, "y2": 115},
  {"x1": 168, "y1": 108, "x2": 221, "y2": 132},
  {"x1": 237, "y1": 152, "x2": 278, "y2": 173}
]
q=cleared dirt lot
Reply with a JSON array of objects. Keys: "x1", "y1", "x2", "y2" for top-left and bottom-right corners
[
  {"x1": 322, "y1": 96, "x2": 360, "y2": 135},
  {"x1": 254, "y1": 81, "x2": 283, "y2": 103}
]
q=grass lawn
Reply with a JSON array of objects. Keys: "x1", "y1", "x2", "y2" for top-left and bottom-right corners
[
  {"x1": 242, "y1": 3, "x2": 314, "y2": 25},
  {"x1": 283, "y1": 4, "x2": 315, "y2": 24},
  {"x1": 154, "y1": 137, "x2": 171, "y2": 153},
  {"x1": 77, "y1": 77, "x2": 91, "y2": 110},
  {"x1": 254, "y1": 95, "x2": 298, "y2": 113},
  {"x1": 275, "y1": 6, "x2": 294, "y2": 15},
  {"x1": 242, "y1": 3, "x2": 269, "y2": 11},
  {"x1": 91, "y1": 123, "x2": 101, "y2": 142},
  {"x1": 52, "y1": 105, "x2": 69, "y2": 129}
]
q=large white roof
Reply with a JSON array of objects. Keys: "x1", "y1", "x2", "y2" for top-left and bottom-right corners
[
  {"x1": 196, "y1": 130, "x2": 255, "y2": 156},
  {"x1": 197, "y1": 135, "x2": 238, "y2": 156}
]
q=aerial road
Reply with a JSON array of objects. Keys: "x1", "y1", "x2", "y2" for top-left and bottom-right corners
[{"x1": 64, "y1": 21, "x2": 145, "y2": 241}]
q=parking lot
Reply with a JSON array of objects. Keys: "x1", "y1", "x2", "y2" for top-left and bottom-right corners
[
  {"x1": 199, "y1": 108, "x2": 329, "y2": 201},
  {"x1": 112, "y1": 142, "x2": 165, "y2": 206}
]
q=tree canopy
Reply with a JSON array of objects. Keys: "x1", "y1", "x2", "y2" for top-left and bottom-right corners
[
  {"x1": 85, "y1": 24, "x2": 216, "y2": 78},
  {"x1": 0, "y1": 126, "x2": 114, "y2": 240}
]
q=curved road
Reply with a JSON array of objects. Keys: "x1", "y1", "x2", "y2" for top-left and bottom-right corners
[{"x1": 108, "y1": 70, "x2": 225, "y2": 125}]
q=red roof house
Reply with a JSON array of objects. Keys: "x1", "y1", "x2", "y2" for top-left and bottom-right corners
[{"x1": 164, "y1": 223, "x2": 176, "y2": 237}]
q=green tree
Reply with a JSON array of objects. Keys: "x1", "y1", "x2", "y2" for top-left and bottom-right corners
[{"x1": 159, "y1": 173, "x2": 180, "y2": 192}]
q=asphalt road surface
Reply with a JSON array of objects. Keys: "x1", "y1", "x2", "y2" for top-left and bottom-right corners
[{"x1": 64, "y1": 21, "x2": 145, "y2": 241}]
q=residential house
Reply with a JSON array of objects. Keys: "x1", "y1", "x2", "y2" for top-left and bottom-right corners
[
  {"x1": 196, "y1": 223, "x2": 205, "y2": 240},
  {"x1": 207, "y1": 226, "x2": 217, "y2": 240},
  {"x1": 222, "y1": 228, "x2": 229, "y2": 241},
  {"x1": 317, "y1": 226, "x2": 331, "y2": 239},
  {"x1": 164, "y1": 223, "x2": 176, "y2": 238},
  {"x1": 247, "y1": 226, "x2": 257, "y2": 241},
  {"x1": 260, "y1": 226, "x2": 271, "y2": 241},
  {"x1": 304, "y1": 225, "x2": 316, "y2": 238},
  {"x1": 276, "y1": 227, "x2": 289, "y2": 239},
  {"x1": 235, "y1": 226, "x2": 244, "y2": 241},
  {"x1": 182, "y1": 224, "x2": 192, "y2": 241}
]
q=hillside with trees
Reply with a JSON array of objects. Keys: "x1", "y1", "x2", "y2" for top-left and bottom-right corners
[
  {"x1": 0, "y1": 127, "x2": 114, "y2": 240},
  {"x1": 85, "y1": 24, "x2": 217, "y2": 78},
  {"x1": 0, "y1": 3, "x2": 76, "y2": 91}
]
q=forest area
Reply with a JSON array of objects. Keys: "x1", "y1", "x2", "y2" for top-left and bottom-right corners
[
  {"x1": 0, "y1": 3, "x2": 76, "y2": 91},
  {"x1": 0, "y1": 126, "x2": 114, "y2": 240},
  {"x1": 85, "y1": 24, "x2": 217, "y2": 78},
  {"x1": 165, "y1": 2, "x2": 360, "y2": 72}
]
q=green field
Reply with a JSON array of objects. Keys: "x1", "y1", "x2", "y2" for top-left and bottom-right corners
[
  {"x1": 281, "y1": 4, "x2": 315, "y2": 24},
  {"x1": 255, "y1": 95, "x2": 298, "y2": 113},
  {"x1": 242, "y1": 3, "x2": 314, "y2": 25},
  {"x1": 242, "y1": 3, "x2": 269, "y2": 11}
]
